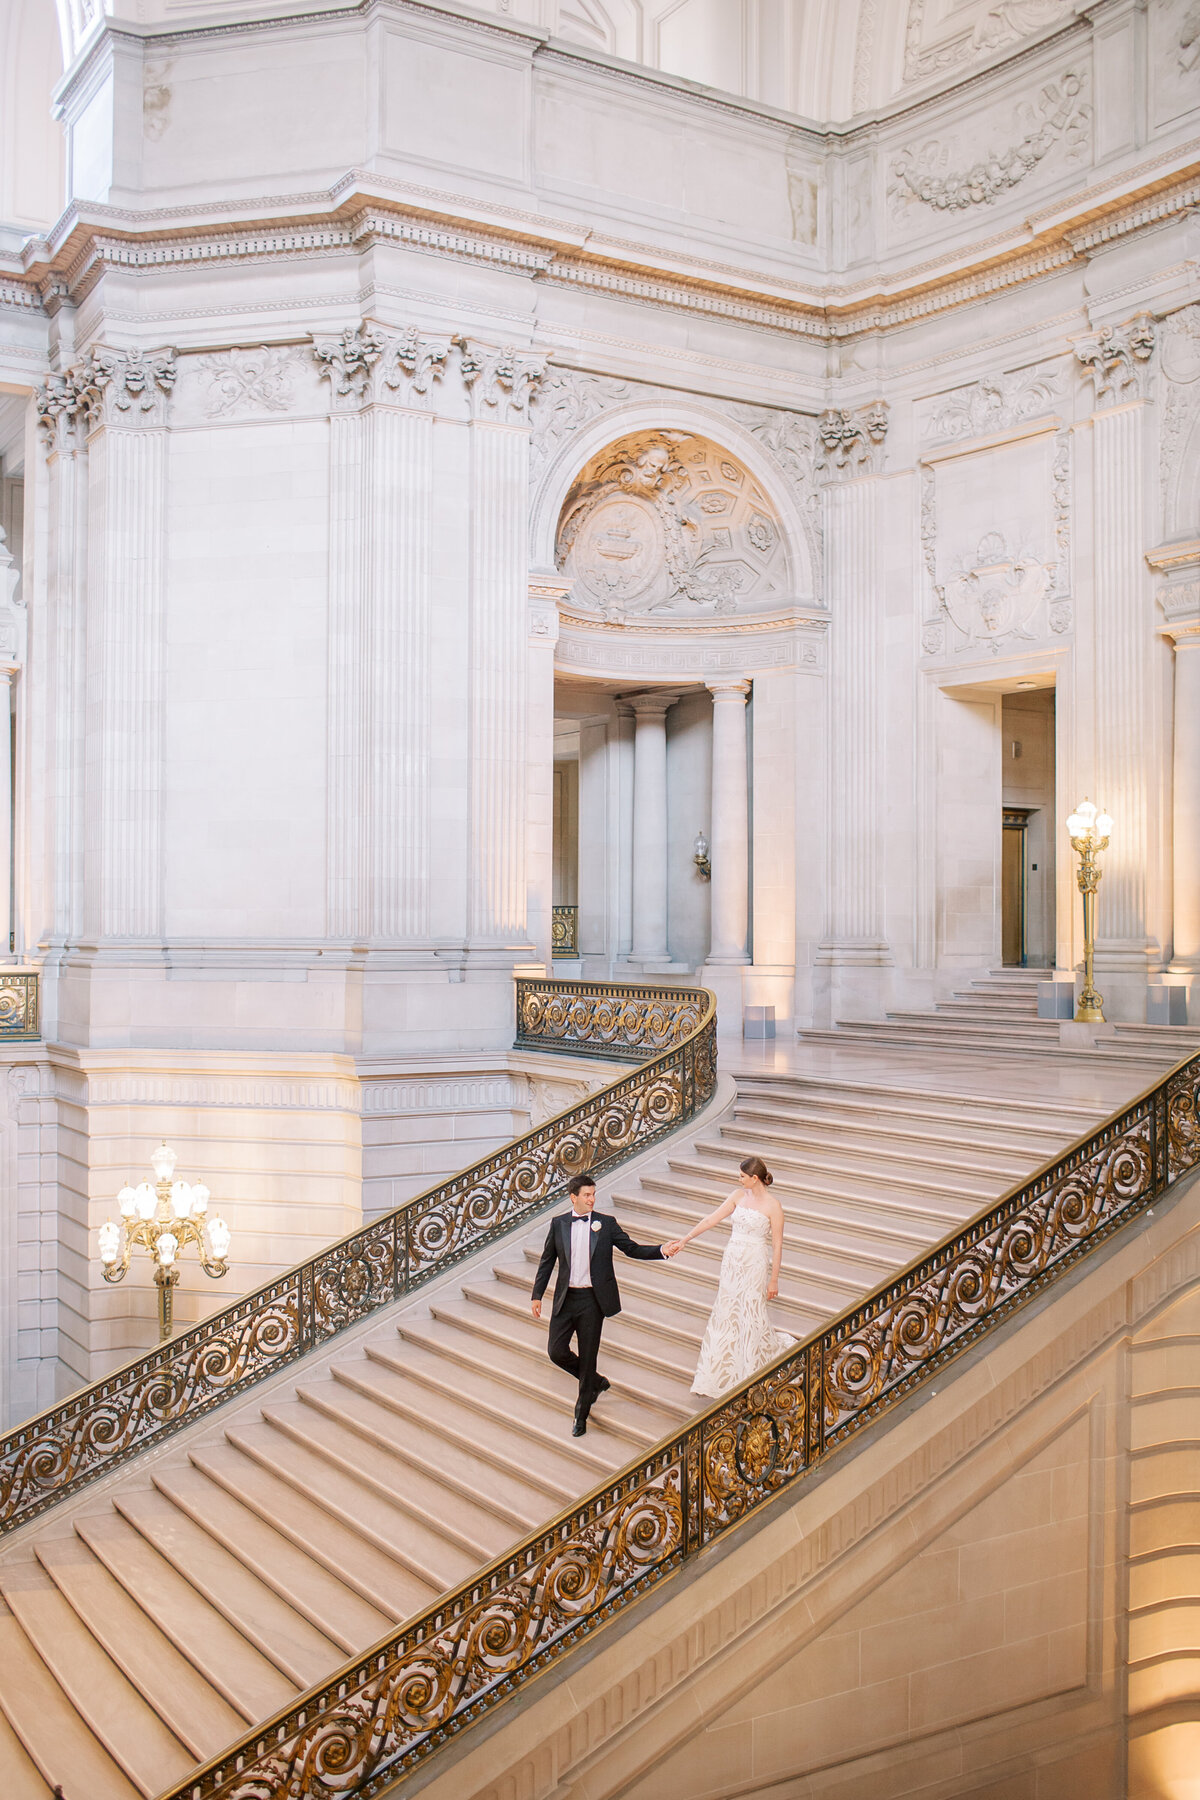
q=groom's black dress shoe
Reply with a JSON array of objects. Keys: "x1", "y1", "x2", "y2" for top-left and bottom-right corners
[
  {"x1": 591, "y1": 1375, "x2": 611, "y2": 1396},
  {"x1": 572, "y1": 1417, "x2": 587, "y2": 1436}
]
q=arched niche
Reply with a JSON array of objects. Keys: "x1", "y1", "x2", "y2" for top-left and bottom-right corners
[{"x1": 529, "y1": 400, "x2": 816, "y2": 614}]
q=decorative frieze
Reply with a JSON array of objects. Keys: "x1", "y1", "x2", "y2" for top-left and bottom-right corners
[
  {"x1": 1074, "y1": 312, "x2": 1156, "y2": 406},
  {"x1": 816, "y1": 401, "x2": 888, "y2": 480},
  {"x1": 920, "y1": 362, "x2": 1065, "y2": 444},
  {"x1": 198, "y1": 347, "x2": 303, "y2": 417},
  {"x1": 889, "y1": 69, "x2": 1089, "y2": 214}
]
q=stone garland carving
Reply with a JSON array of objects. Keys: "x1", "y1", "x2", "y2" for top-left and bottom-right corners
[
  {"x1": 816, "y1": 401, "x2": 888, "y2": 480},
  {"x1": 1049, "y1": 426, "x2": 1072, "y2": 633},
  {"x1": 198, "y1": 346, "x2": 302, "y2": 417},
  {"x1": 36, "y1": 348, "x2": 177, "y2": 445},
  {"x1": 890, "y1": 70, "x2": 1090, "y2": 212},
  {"x1": 904, "y1": 0, "x2": 1075, "y2": 84},
  {"x1": 1074, "y1": 311, "x2": 1156, "y2": 406},
  {"x1": 1159, "y1": 303, "x2": 1200, "y2": 524},
  {"x1": 921, "y1": 362, "x2": 1065, "y2": 444}
]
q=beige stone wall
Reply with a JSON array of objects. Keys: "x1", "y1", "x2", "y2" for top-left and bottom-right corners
[{"x1": 411, "y1": 1168, "x2": 1200, "y2": 1800}]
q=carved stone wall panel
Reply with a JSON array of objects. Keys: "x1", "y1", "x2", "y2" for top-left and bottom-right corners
[
  {"x1": 1150, "y1": 0, "x2": 1200, "y2": 128},
  {"x1": 903, "y1": 0, "x2": 1076, "y2": 88},
  {"x1": 1160, "y1": 304, "x2": 1200, "y2": 534},
  {"x1": 921, "y1": 430, "x2": 1069, "y2": 658},
  {"x1": 918, "y1": 361, "x2": 1066, "y2": 446},
  {"x1": 556, "y1": 431, "x2": 791, "y2": 621},
  {"x1": 886, "y1": 65, "x2": 1091, "y2": 240}
]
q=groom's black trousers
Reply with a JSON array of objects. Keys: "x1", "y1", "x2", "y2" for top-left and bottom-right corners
[{"x1": 547, "y1": 1288, "x2": 604, "y2": 1416}]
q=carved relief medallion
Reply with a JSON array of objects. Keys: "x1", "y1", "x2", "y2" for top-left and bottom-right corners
[{"x1": 556, "y1": 431, "x2": 790, "y2": 621}]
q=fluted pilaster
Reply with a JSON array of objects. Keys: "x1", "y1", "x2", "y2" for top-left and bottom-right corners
[
  {"x1": 78, "y1": 349, "x2": 175, "y2": 941},
  {"x1": 37, "y1": 378, "x2": 89, "y2": 943},
  {"x1": 629, "y1": 692, "x2": 675, "y2": 962},
  {"x1": 819, "y1": 478, "x2": 890, "y2": 963},
  {"x1": 707, "y1": 679, "x2": 750, "y2": 964}
]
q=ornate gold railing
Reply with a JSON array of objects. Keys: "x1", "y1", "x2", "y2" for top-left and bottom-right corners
[
  {"x1": 0, "y1": 969, "x2": 39, "y2": 1040},
  {"x1": 551, "y1": 903, "x2": 578, "y2": 956},
  {"x1": 161, "y1": 1048, "x2": 1200, "y2": 1800},
  {"x1": 0, "y1": 979, "x2": 715, "y2": 1535}
]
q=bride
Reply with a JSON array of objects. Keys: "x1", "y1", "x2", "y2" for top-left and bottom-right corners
[{"x1": 664, "y1": 1156, "x2": 794, "y2": 1399}]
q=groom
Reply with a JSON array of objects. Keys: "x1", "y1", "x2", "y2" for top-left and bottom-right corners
[{"x1": 531, "y1": 1173, "x2": 675, "y2": 1436}]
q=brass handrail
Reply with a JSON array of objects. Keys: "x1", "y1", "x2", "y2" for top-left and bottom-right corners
[
  {"x1": 161, "y1": 1047, "x2": 1200, "y2": 1800},
  {"x1": 0, "y1": 979, "x2": 716, "y2": 1535}
]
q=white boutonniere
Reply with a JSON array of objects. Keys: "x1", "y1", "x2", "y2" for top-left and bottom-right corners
[{"x1": 591, "y1": 1219, "x2": 602, "y2": 1233}]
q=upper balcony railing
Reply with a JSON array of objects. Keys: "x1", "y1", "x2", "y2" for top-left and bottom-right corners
[
  {"x1": 159, "y1": 1045, "x2": 1200, "y2": 1800},
  {"x1": 0, "y1": 978, "x2": 716, "y2": 1535}
]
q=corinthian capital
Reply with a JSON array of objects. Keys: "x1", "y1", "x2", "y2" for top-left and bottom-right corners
[
  {"x1": 78, "y1": 347, "x2": 177, "y2": 428},
  {"x1": 457, "y1": 338, "x2": 548, "y2": 424},
  {"x1": 311, "y1": 324, "x2": 388, "y2": 403},
  {"x1": 1074, "y1": 312, "x2": 1156, "y2": 406},
  {"x1": 36, "y1": 370, "x2": 87, "y2": 452},
  {"x1": 816, "y1": 399, "x2": 889, "y2": 480}
]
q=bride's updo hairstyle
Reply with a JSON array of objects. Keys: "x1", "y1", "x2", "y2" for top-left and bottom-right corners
[{"x1": 739, "y1": 1155, "x2": 773, "y2": 1186}]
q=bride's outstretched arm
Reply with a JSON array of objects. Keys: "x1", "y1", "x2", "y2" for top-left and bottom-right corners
[
  {"x1": 767, "y1": 1202, "x2": 784, "y2": 1301},
  {"x1": 662, "y1": 1194, "x2": 738, "y2": 1258}
]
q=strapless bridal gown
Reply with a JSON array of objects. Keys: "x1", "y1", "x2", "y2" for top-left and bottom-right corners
[{"x1": 691, "y1": 1204, "x2": 795, "y2": 1399}]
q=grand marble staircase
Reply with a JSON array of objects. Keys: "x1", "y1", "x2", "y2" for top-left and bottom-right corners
[
  {"x1": 0, "y1": 1061, "x2": 1122, "y2": 1800},
  {"x1": 804, "y1": 967, "x2": 1199, "y2": 1065}
]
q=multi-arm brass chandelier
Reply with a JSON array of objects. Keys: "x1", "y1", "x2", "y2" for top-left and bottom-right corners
[{"x1": 98, "y1": 1143, "x2": 232, "y2": 1340}]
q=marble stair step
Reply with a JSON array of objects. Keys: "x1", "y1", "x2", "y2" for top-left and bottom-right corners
[
  {"x1": 0, "y1": 1699, "x2": 56, "y2": 1800},
  {"x1": 0, "y1": 1562, "x2": 193, "y2": 1797},
  {"x1": 149, "y1": 1463, "x2": 393, "y2": 1655},
  {"x1": 723, "y1": 1103, "x2": 1046, "y2": 1167},
  {"x1": 325, "y1": 1356, "x2": 581, "y2": 1507},
  {"x1": 112, "y1": 1489, "x2": 342, "y2": 1690},
  {"x1": 635, "y1": 1166, "x2": 976, "y2": 1235},
  {"x1": 0, "y1": 1603, "x2": 141, "y2": 1800},
  {"x1": 612, "y1": 1187, "x2": 923, "y2": 1271},
  {"x1": 730, "y1": 1077, "x2": 1104, "y2": 1135},
  {"x1": 367, "y1": 1335, "x2": 626, "y2": 1478},
  {"x1": 448, "y1": 1286, "x2": 698, "y2": 1410},
  {"x1": 800, "y1": 1024, "x2": 1172, "y2": 1066},
  {"x1": 291, "y1": 1376, "x2": 557, "y2": 1531},
  {"x1": 74, "y1": 1510, "x2": 295, "y2": 1721},
  {"x1": 187, "y1": 1442, "x2": 432, "y2": 1623},
  {"x1": 391, "y1": 1313, "x2": 662, "y2": 1457},
  {"x1": 673, "y1": 1140, "x2": 1004, "y2": 1202},
  {"x1": 712, "y1": 1118, "x2": 1031, "y2": 1181},
  {"x1": 433, "y1": 1289, "x2": 695, "y2": 1420},
  {"x1": 259, "y1": 1398, "x2": 518, "y2": 1558},
  {"x1": 33, "y1": 1532, "x2": 246, "y2": 1761},
  {"x1": 225, "y1": 1414, "x2": 481, "y2": 1590}
]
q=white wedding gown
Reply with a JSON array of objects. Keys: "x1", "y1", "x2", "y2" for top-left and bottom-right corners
[{"x1": 691, "y1": 1203, "x2": 795, "y2": 1398}]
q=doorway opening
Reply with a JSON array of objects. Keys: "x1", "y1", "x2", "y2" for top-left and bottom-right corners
[{"x1": 1000, "y1": 688, "x2": 1055, "y2": 968}]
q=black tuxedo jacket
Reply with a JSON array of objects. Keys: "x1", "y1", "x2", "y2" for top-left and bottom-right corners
[{"x1": 532, "y1": 1209, "x2": 664, "y2": 1318}]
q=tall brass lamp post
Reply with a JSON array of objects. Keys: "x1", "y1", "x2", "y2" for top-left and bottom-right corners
[
  {"x1": 1065, "y1": 799, "x2": 1113, "y2": 1024},
  {"x1": 98, "y1": 1143, "x2": 232, "y2": 1340}
]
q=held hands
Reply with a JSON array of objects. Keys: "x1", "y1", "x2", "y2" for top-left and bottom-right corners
[{"x1": 662, "y1": 1240, "x2": 684, "y2": 1259}]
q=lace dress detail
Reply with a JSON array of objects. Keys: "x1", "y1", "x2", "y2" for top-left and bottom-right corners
[{"x1": 691, "y1": 1205, "x2": 795, "y2": 1399}]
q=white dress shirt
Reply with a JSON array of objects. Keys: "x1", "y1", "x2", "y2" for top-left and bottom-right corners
[{"x1": 569, "y1": 1213, "x2": 594, "y2": 1287}]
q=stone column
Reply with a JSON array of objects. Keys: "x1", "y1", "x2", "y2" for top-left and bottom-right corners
[
  {"x1": 629, "y1": 691, "x2": 675, "y2": 962},
  {"x1": 1075, "y1": 315, "x2": 1164, "y2": 1005},
  {"x1": 527, "y1": 572, "x2": 569, "y2": 970},
  {"x1": 1153, "y1": 552, "x2": 1200, "y2": 971},
  {"x1": 460, "y1": 341, "x2": 547, "y2": 954},
  {"x1": 815, "y1": 402, "x2": 892, "y2": 997},
  {"x1": 0, "y1": 666, "x2": 12, "y2": 956},
  {"x1": 706, "y1": 678, "x2": 751, "y2": 964},
  {"x1": 36, "y1": 372, "x2": 90, "y2": 946},
  {"x1": 313, "y1": 324, "x2": 451, "y2": 945},
  {"x1": 77, "y1": 349, "x2": 176, "y2": 942}
]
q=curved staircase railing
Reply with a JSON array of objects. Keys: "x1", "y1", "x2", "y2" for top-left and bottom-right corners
[
  {"x1": 162, "y1": 1048, "x2": 1200, "y2": 1800},
  {"x1": 0, "y1": 979, "x2": 716, "y2": 1536}
]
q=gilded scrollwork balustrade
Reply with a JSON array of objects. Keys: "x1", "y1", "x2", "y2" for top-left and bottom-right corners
[
  {"x1": 0, "y1": 980, "x2": 716, "y2": 1535},
  {"x1": 161, "y1": 1048, "x2": 1200, "y2": 1800}
]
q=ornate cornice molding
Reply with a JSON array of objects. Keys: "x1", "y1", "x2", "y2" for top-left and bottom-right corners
[{"x1": 1074, "y1": 311, "x2": 1157, "y2": 407}]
